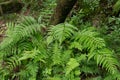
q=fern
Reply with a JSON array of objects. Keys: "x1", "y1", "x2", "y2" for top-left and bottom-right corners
[
  {"x1": 69, "y1": 41, "x2": 82, "y2": 51},
  {"x1": 19, "y1": 48, "x2": 39, "y2": 60},
  {"x1": 113, "y1": 0, "x2": 120, "y2": 13},
  {"x1": 52, "y1": 42, "x2": 62, "y2": 65},
  {"x1": 47, "y1": 23, "x2": 119, "y2": 79},
  {"x1": 47, "y1": 23, "x2": 77, "y2": 44},
  {"x1": 94, "y1": 48, "x2": 119, "y2": 74},
  {"x1": 0, "y1": 15, "x2": 119, "y2": 80},
  {"x1": 6, "y1": 56, "x2": 21, "y2": 71},
  {"x1": 0, "y1": 56, "x2": 21, "y2": 79},
  {"x1": 0, "y1": 16, "x2": 42, "y2": 51},
  {"x1": 75, "y1": 27, "x2": 105, "y2": 51},
  {"x1": 104, "y1": 72, "x2": 120, "y2": 80},
  {"x1": 18, "y1": 62, "x2": 39, "y2": 80},
  {"x1": 65, "y1": 58, "x2": 79, "y2": 75}
]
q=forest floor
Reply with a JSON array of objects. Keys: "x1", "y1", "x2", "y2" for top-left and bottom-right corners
[{"x1": 0, "y1": 20, "x2": 6, "y2": 42}]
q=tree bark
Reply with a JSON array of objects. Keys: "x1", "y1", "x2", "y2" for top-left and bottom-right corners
[
  {"x1": 50, "y1": 0, "x2": 77, "y2": 25},
  {"x1": 0, "y1": 1, "x2": 23, "y2": 16}
]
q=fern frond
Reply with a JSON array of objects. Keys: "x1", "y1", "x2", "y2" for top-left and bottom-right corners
[
  {"x1": 15, "y1": 16, "x2": 41, "y2": 37},
  {"x1": 18, "y1": 62, "x2": 38, "y2": 80},
  {"x1": 0, "y1": 64, "x2": 10, "y2": 79},
  {"x1": 80, "y1": 65, "x2": 99, "y2": 74},
  {"x1": 94, "y1": 48, "x2": 118, "y2": 74},
  {"x1": 0, "y1": 16, "x2": 42, "y2": 50},
  {"x1": 61, "y1": 50, "x2": 72, "y2": 64},
  {"x1": 0, "y1": 16, "x2": 43, "y2": 58},
  {"x1": 104, "y1": 72, "x2": 120, "y2": 80},
  {"x1": 5, "y1": 22, "x2": 15, "y2": 36},
  {"x1": 65, "y1": 58, "x2": 79, "y2": 75},
  {"x1": 18, "y1": 41, "x2": 33, "y2": 51},
  {"x1": 75, "y1": 28, "x2": 105, "y2": 51},
  {"x1": 52, "y1": 42, "x2": 62, "y2": 65},
  {"x1": 47, "y1": 23, "x2": 77, "y2": 44},
  {"x1": 113, "y1": 0, "x2": 120, "y2": 13},
  {"x1": 19, "y1": 48, "x2": 40, "y2": 61},
  {"x1": 74, "y1": 28, "x2": 119, "y2": 75},
  {"x1": 6, "y1": 56, "x2": 21, "y2": 71},
  {"x1": 69, "y1": 41, "x2": 82, "y2": 51}
]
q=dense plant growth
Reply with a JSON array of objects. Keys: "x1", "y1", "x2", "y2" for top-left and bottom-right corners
[{"x1": 1, "y1": 0, "x2": 120, "y2": 80}]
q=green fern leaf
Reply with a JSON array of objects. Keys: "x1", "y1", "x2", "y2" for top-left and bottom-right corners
[
  {"x1": 52, "y1": 42, "x2": 62, "y2": 65},
  {"x1": 113, "y1": 0, "x2": 120, "y2": 13},
  {"x1": 69, "y1": 41, "x2": 82, "y2": 51},
  {"x1": 65, "y1": 58, "x2": 79, "y2": 75},
  {"x1": 48, "y1": 23, "x2": 77, "y2": 44},
  {"x1": 19, "y1": 48, "x2": 39, "y2": 60},
  {"x1": 6, "y1": 56, "x2": 21, "y2": 71},
  {"x1": 94, "y1": 48, "x2": 118, "y2": 74},
  {"x1": 0, "y1": 16, "x2": 42, "y2": 50},
  {"x1": 75, "y1": 28, "x2": 105, "y2": 51}
]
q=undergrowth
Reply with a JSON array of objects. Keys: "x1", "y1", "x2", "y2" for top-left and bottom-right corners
[{"x1": 0, "y1": 16, "x2": 120, "y2": 80}]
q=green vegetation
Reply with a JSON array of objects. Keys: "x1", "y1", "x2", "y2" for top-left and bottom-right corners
[{"x1": 0, "y1": 0, "x2": 120, "y2": 80}]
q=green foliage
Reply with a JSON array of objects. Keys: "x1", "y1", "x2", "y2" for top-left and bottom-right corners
[
  {"x1": 47, "y1": 23, "x2": 77, "y2": 44},
  {"x1": 0, "y1": 16, "x2": 42, "y2": 50},
  {"x1": 65, "y1": 58, "x2": 79, "y2": 75},
  {"x1": 1, "y1": 0, "x2": 120, "y2": 79},
  {"x1": 103, "y1": 17, "x2": 120, "y2": 52},
  {"x1": 0, "y1": 16, "x2": 120, "y2": 80},
  {"x1": 82, "y1": 0, "x2": 100, "y2": 11},
  {"x1": 113, "y1": 0, "x2": 120, "y2": 13}
]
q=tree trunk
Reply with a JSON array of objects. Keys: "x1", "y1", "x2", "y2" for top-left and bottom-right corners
[
  {"x1": 50, "y1": 0, "x2": 77, "y2": 25},
  {"x1": 0, "y1": 1, "x2": 23, "y2": 16}
]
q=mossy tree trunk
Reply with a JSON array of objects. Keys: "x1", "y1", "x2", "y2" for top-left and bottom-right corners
[{"x1": 50, "y1": 0, "x2": 77, "y2": 25}]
